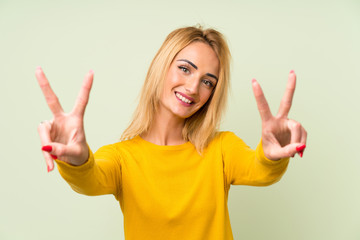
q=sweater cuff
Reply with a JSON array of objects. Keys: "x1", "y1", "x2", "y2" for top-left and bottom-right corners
[
  {"x1": 55, "y1": 147, "x2": 94, "y2": 176},
  {"x1": 255, "y1": 139, "x2": 289, "y2": 165}
]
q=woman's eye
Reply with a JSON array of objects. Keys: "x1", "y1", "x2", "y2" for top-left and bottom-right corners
[
  {"x1": 202, "y1": 79, "x2": 214, "y2": 88},
  {"x1": 179, "y1": 66, "x2": 189, "y2": 73}
]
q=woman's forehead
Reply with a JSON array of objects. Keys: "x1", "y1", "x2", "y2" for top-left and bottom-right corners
[{"x1": 175, "y1": 42, "x2": 219, "y2": 72}]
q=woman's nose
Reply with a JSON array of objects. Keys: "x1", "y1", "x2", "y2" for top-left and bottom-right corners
[{"x1": 184, "y1": 77, "x2": 200, "y2": 95}]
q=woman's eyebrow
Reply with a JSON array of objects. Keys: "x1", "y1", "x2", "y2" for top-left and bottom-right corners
[
  {"x1": 177, "y1": 59, "x2": 198, "y2": 69},
  {"x1": 206, "y1": 73, "x2": 218, "y2": 82},
  {"x1": 177, "y1": 59, "x2": 218, "y2": 81}
]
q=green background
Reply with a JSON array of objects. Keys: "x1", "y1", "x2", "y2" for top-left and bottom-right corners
[{"x1": 1, "y1": 0, "x2": 359, "y2": 239}]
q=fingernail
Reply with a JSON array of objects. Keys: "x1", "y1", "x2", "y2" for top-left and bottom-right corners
[
  {"x1": 290, "y1": 70, "x2": 295, "y2": 74},
  {"x1": 42, "y1": 145, "x2": 52, "y2": 152},
  {"x1": 89, "y1": 69, "x2": 94, "y2": 74},
  {"x1": 47, "y1": 165, "x2": 51, "y2": 172},
  {"x1": 251, "y1": 78, "x2": 256, "y2": 83},
  {"x1": 50, "y1": 154, "x2": 58, "y2": 160},
  {"x1": 37, "y1": 66, "x2": 42, "y2": 70},
  {"x1": 299, "y1": 151, "x2": 304, "y2": 157},
  {"x1": 296, "y1": 144, "x2": 306, "y2": 152}
]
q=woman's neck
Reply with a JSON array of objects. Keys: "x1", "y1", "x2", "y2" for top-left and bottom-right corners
[{"x1": 141, "y1": 107, "x2": 186, "y2": 146}]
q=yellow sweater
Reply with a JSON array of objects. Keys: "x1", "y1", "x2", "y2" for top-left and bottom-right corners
[{"x1": 56, "y1": 131, "x2": 289, "y2": 240}]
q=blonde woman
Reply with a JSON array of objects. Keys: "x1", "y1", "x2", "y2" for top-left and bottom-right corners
[{"x1": 37, "y1": 26, "x2": 307, "y2": 239}]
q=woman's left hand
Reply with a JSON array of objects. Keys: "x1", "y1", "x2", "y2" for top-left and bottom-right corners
[{"x1": 252, "y1": 70, "x2": 307, "y2": 160}]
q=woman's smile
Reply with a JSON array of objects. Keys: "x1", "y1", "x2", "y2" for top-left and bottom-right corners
[{"x1": 175, "y1": 91, "x2": 194, "y2": 106}]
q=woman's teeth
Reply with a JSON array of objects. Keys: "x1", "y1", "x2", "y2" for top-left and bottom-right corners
[{"x1": 176, "y1": 92, "x2": 192, "y2": 104}]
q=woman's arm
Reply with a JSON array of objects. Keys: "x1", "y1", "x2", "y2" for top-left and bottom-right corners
[
  {"x1": 222, "y1": 71, "x2": 306, "y2": 187},
  {"x1": 222, "y1": 132, "x2": 289, "y2": 187},
  {"x1": 36, "y1": 67, "x2": 120, "y2": 197},
  {"x1": 55, "y1": 144, "x2": 122, "y2": 197}
]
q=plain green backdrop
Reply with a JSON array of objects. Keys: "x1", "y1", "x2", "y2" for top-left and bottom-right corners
[{"x1": 1, "y1": 0, "x2": 359, "y2": 239}]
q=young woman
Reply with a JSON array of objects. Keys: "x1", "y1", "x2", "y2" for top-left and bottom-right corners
[{"x1": 37, "y1": 26, "x2": 307, "y2": 239}]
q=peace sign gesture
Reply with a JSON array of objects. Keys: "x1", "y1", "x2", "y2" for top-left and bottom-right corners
[
  {"x1": 252, "y1": 70, "x2": 307, "y2": 160},
  {"x1": 36, "y1": 67, "x2": 94, "y2": 172}
]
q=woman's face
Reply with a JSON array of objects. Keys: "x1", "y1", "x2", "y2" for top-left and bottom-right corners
[{"x1": 160, "y1": 41, "x2": 219, "y2": 119}]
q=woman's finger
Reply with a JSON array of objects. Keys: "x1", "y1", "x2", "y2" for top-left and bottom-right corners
[
  {"x1": 72, "y1": 70, "x2": 94, "y2": 117},
  {"x1": 36, "y1": 67, "x2": 64, "y2": 117},
  {"x1": 41, "y1": 142, "x2": 69, "y2": 159},
  {"x1": 288, "y1": 119, "x2": 302, "y2": 145},
  {"x1": 265, "y1": 140, "x2": 307, "y2": 160},
  {"x1": 300, "y1": 127, "x2": 307, "y2": 146},
  {"x1": 41, "y1": 140, "x2": 89, "y2": 166},
  {"x1": 298, "y1": 127, "x2": 307, "y2": 157},
  {"x1": 277, "y1": 70, "x2": 296, "y2": 118},
  {"x1": 287, "y1": 119, "x2": 302, "y2": 158},
  {"x1": 38, "y1": 121, "x2": 55, "y2": 172},
  {"x1": 278, "y1": 143, "x2": 302, "y2": 159},
  {"x1": 252, "y1": 79, "x2": 272, "y2": 122}
]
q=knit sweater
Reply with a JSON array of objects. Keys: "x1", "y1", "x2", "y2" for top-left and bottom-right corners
[{"x1": 56, "y1": 131, "x2": 289, "y2": 239}]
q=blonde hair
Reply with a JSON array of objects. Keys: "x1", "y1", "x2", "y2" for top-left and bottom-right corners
[{"x1": 121, "y1": 25, "x2": 231, "y2": 153}]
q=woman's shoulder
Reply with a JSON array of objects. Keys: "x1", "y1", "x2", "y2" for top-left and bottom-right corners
[
  {"x1": 207, "y1": 131, "x2": 243, "y2": 148},
  {"x1": 213, "y1": 131, "x2": 239, "y2": 141},
  {"x1": 207, "y1": 131, "x2": 249, "y2": 155},
  {"x1": 95, "y1": 136, "x2": 142, "y2": 153}
]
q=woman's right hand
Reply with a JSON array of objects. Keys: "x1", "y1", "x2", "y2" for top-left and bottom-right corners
[{"x1": 36, "y1": 67, "x2": 94, "y2": 172}]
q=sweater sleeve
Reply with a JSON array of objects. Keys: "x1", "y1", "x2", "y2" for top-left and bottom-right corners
[
  {"x1": 55, "y1": 144, "x2": 122, "y2": 199},
  {"x1": 221, "y1": 132, "x2": 289, "y2": 188}
]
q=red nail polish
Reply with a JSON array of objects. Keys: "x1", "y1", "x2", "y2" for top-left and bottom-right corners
[
  {"x1": 299, "y1": 151, "x2": 304, "y2": 157},
  {"x1": 42, "y1": 145, "x2": 52, "y2": 152},
  {"x1": 50, "y1": 155, "x2": 58, "y2": 159},
  {"x1": 296, "y1": 145, "x2": 306, "y2": 152}
]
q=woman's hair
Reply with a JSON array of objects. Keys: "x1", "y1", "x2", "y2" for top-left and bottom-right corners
[{"x1": 121, "y1": 25, "x2": 231, "y2": 153}]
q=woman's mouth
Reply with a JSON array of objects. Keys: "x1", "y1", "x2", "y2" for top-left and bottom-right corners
[{"x1": 175, "y1": 92, "x2": 193, "y2": 105}]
